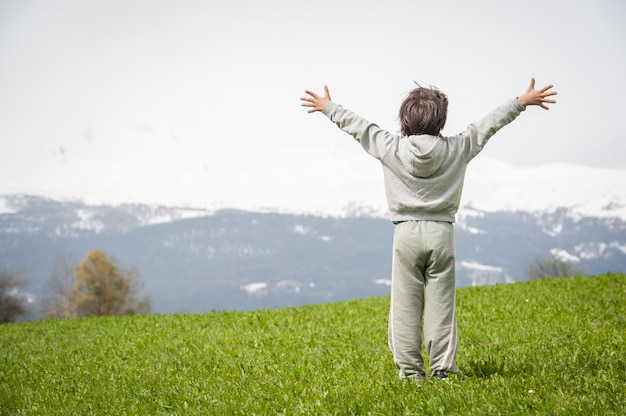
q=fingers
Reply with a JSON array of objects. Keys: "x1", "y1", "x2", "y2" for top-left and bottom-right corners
[
  {"x1": 300, "y1": 89, "x2": 318, "y2": 107},
  {"x1": 304, "y1": 89, "x2": 318, "y2": 98},
  {"x1": 525, "y1": 78, "x2": 557, "y2": 110},
  {"x1": 538, "y1": 85, "x2": 557, "y2": 110},
  {"x1": 540, "y1": 100, "x2": 556, "y2": 110},
  {"x1": 300, "y1": 88, "x2": 322, "y2": 106},
  {"x1": 529, "y1": 78, "x2": 557, "y2": 95},
  {"x1": 300, "y1": 86, "x2": 330, "y2": 113},
  {"x1": 538, "y1": 93, "x2": 557, "y2": 110},
  {"x1": 300, "y1": 99, "x2": 314, "y2": 111}
]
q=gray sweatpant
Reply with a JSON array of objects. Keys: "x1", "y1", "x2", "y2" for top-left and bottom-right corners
[{"x1": 388, "y1": 220, "x2": 459, "y2": 380}]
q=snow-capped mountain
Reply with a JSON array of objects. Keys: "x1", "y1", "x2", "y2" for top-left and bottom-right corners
[
  {"x1": 461, "y1": 158, "x2": 626, "y2": 221},
  {"x1": 0, "y1": 130, "x2": 387, "y2": 218},
  {"x1": 2, "y1": 133, "x2": 625, "y2": 317},
  {"x1": 1, "y1": 194, "x2": 624, "y2": 317},
  {"x1": 1, "y1": 121, "x2": 625, "y2": 221}
]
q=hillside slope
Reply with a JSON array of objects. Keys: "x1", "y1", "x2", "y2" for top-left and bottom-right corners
[{"x1": 1, "y1": 274, "x2": 624, "y2": 415}]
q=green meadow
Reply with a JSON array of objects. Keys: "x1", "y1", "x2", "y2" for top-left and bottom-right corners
[{"x1": 1, "y1": 274, "x2": 624, "y2": 415}]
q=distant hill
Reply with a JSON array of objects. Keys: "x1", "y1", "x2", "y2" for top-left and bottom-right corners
[{"x1": 1, "y1": 194, "x2": 624, "y2": 315}]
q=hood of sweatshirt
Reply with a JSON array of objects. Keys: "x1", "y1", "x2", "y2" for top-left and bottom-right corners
[{"x1": 398, "y1": 134, "x2": 447, "y2": 178}]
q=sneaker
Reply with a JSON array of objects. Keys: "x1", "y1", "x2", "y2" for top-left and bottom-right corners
[{"x1": 433, "y1": 370, "x2": 448, "y2": 380}]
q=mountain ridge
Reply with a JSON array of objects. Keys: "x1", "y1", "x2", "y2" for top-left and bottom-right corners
[
  {"x1": 1, "y1": 194, "x2": 624, "y2": 316},
  {"x1": 1, "y1": 128, "x2": 625, "y2": 221}
]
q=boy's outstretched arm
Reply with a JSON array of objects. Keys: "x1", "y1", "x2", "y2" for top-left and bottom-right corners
[
  {"x1": 517, "y1": 78, "x2": 557, "y2": 110},
  {"x1": 300, "y1": 85, "x2": 331, "y2": 113}
]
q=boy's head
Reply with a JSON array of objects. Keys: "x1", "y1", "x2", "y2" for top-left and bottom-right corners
[{"x1": 399, "y1": 86, "x2": 448, "y2": 136}]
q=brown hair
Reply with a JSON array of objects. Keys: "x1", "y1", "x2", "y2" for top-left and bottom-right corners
[{"x1": 398, "y1": 87, "x2": 448, "y2": 136}]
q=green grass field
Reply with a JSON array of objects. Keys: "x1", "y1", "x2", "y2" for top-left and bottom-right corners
[{"x1": 1, "y1": 274, "x2": 625, "y2": 415}]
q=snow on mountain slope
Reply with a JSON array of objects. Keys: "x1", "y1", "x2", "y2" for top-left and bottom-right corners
[
  {"x1": 1, "y1": 123, "x2": 624, "y2": 220},
  {"x1": 461, "y1": 158, "x2": 626, "y2": 220},
  {"x1": 0, "y1": 127, "x2": 388, "y2": 217}
]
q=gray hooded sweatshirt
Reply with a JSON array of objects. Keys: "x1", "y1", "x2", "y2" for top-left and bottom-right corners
[{"x1": 322, "y1": 98, "x2": 525, "y2": 223}]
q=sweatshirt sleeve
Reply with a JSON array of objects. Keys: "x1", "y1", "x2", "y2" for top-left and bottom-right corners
[
  {"x1": 461, "y1": 98, "x2": 525, "y2": 161},
  {"x1": 322, "y1": 101, "x2": 398, "y2": 161}
]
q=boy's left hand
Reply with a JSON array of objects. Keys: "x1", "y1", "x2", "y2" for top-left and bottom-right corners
[
  {"x1": 518, "y1": 78, "x2": 557, "y2": 110},
  {"x1": 301, "y1": 85, "x2": 331, "y2": 113}
]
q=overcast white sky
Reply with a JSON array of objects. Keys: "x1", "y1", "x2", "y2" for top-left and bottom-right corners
[{"x1": 1, "y1": 0, "x2": 625, "y2": 208}]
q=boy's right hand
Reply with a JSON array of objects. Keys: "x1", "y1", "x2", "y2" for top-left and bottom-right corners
[
  {"x1": 517, "y1": 78, "x2": 557, "y2": 110},
  {"x1": 300, "y1": 85, "x2": 331, "y2": 113}
]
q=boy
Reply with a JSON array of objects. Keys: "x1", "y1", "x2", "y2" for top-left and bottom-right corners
[{"x1": 300, "y1": 79, "x2": 557, "y2": 381}]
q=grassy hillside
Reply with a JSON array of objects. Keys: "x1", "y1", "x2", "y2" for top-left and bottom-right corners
[{"x1": 1, "y1": 274, "x2": 624, "y2": 415}]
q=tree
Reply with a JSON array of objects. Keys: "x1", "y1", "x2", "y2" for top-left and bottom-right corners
[
  {"x1": 72, "y1": 250, "x2": 151, "y2": 317},
  {"x1": 0, "y1": 269, "x2": 29, "y2": 323},
  {"x1": 526, "y1": 255, "x2": 585, "y2": 280},
  {"x1": 41, "y1": 255, "x2": 78, "y2": 319}
]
